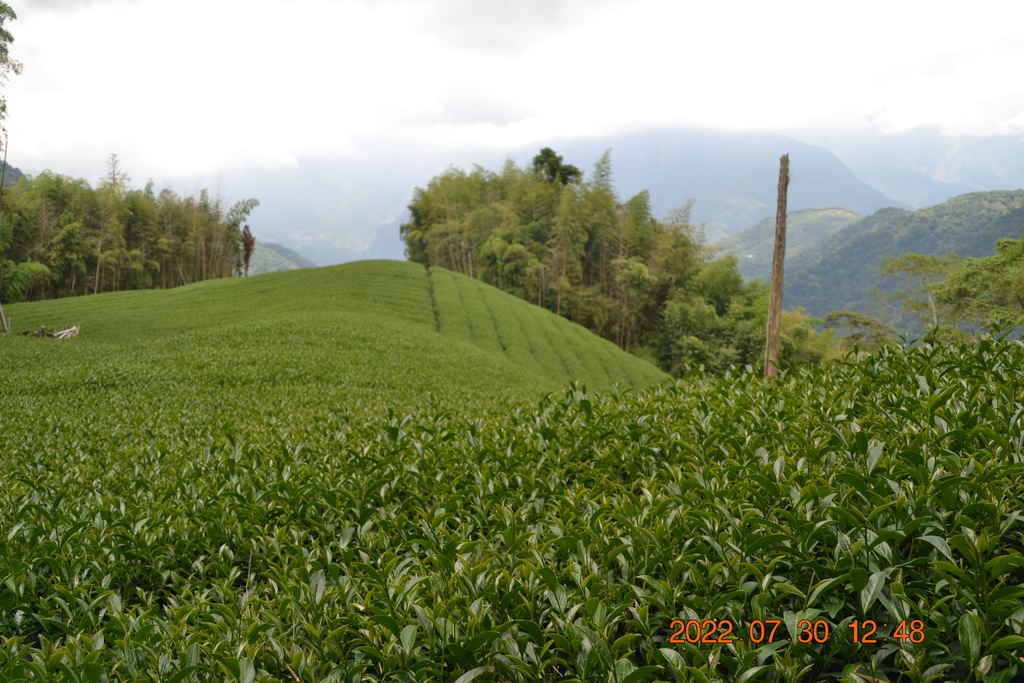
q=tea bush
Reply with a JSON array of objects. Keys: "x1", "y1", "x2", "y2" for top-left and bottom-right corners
[{"x1": 1, "y1": 266, "x2": 1022, "y2": 681}]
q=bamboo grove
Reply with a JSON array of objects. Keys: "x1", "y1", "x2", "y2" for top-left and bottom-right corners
[
  {"x1": 0, "y1": 155, "x2": 259, "y2": 302},
  {"x1": 401, "y1": 149, "x2": 832, "y2": 374},
  {"x1": 401, "y1": 150, "x2": 696, "y2": 350}
]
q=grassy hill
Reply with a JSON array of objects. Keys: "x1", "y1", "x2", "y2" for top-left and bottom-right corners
[
  {"x1": 2, "y1": 260, "x2": 666, "y2": 413},
  {"x1": 714, "y1": 207, "x2": 862, "y2": 281},
  {"x1": 784, "y1": 190, "x2": 1024, "y2": 319}
]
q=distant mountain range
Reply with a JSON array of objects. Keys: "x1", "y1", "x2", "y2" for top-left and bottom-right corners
[
  {"x1": 804, "y1": 128, "x2": 1024, "y2": 209},
  {"x1": 239, "y1": 129, "x2": 911, "y2": 261},
  {"x1": 229, "y1": 127, "x2": 1024, "y2": 266},
  {"x1": 541, "y1": 129, "x2": 903, "y2": 241},
  {"x1": 714, "y1": 207, "x2": 862, "y2": 281},
  {"x1": 768, "y1": 191, "x2": 1024, "y2": 320},
  {"x1": 248, "y1": 241, "x2": 317, "y2": 275}
]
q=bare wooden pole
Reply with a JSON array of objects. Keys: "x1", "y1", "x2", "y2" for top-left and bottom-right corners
[{"x1": 764, "y1": 154, "x2": 790, "y2": 378}]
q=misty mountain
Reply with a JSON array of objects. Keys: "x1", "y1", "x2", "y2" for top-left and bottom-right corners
[
  {"x1": 229, "y1": 127, "x2": 1024, "y2": 267},
  {"x1": 539, "y1": 128, "x2": 903, "y2": 240},
  {"x1": 805, "y1": 128, "x2": 1024, "y2": 208},
  {"x1": 236, "y1": 129, "x2": 905, "y2": 264}
]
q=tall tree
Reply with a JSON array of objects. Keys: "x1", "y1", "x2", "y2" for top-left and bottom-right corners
[
  {"x1": 0, "y1": 1, "x2": 19, "y2": 322},
  {"x1": 0, "y1": 159, "x2": 259, "y2": 300},
  {"x1": 533, "y1": 147, "x2": 581, "y2": 186},
  {"x1": 547, "y1": 183, "x2": 587, "y2": 315},
  {"x1": 935, "y1": 237, "x2": 1024, "y2": 329},
  {"x1": 874, "y1": 252, "x2": 962, "y2": 329},
  {"x1": 94, "y1": 154, "x2": 129, "y2": 294},
  {"x1": 400, "y1": 149, "x2": 830, "y2": 375},
  {"x1": 0, "y1": 1, "x2": 21, "y2": 126}
]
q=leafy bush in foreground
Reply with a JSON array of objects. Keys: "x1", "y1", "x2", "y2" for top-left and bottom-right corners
[{"x1": 0, "y1": 338, "x2": 1022, "y2": 682}]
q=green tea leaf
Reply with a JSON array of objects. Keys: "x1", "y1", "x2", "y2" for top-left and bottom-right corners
[
  {"x1": 310, "y1": 569, "x2": 326, "y2": 604},
  {"x1": 453, "y1": 666, "x2": 491, "y2": 683},
  {"x1": 370, "y1": 615, "x2": 401, "y2": 638},
  {"x1": 239, "y1": 658, "x2": 256, "y2": 683},
  {"x1": 658, "y1": 648, "x2": 686, "y2": 672},
  {"x1": 920, "y1": 535, "x2": 954, "y2": 561},
  {"x1": 860, "y1": 570, "x2": 888, "y2": 613},
  {"x1": 958, "y1": 613, "x2": 981, "y2": 669},
  {"x1": 400, "y1": 624, "x2": 418, "y2": 654}
]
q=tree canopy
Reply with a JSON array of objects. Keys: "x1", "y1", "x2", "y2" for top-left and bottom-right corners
[
  {"x1": 532, "y1": 147, "x2": 581, "y2": 185},
  {"x1": 875, "y1": 235, "x2": 1024, "y2": 336},
  {"x1": 0, "y1": 1, "x2": 21, "y2": 126},
  {"x1": 0, "y1": 158, "x2": 259, "y2": 302},
  {"x1": 935, "y1": 236, "x2": 1024, "y2": 330},
  {"x1": 401, "y1": 149, "x2": 831, "y2": 376},
  {"x1": 872, "y1": 252, "x2": 962, "y2": 329}
]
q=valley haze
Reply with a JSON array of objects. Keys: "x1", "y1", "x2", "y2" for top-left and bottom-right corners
[{"x1": 7, "y1": 0, "x2": 1024, "y2": 264}]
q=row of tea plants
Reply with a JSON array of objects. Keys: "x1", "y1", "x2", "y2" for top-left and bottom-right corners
[{"x1": 1, "y1": 337, "x2": 1022, "y2": 681}]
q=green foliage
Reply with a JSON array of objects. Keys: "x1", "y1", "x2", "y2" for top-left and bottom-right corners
[
  {"x1": 0, "y1": 163, "x2": 259, "y2": 300},
  {"x1": 532, "y1": 147, "x2": 581, "y2": 185},
  {"x1": 824, "y1": 310, "x2": 897, "y2": 355},
  {"x1": 872, "y1": 234, "x2": 1024, "y2": 336},
  {"x1": 874, "y1": 252, "x2": 962, "y2": 329},
  {"x1": 400, "y1": 148, "x2": 705, "y2": 347},
  {"x1": 785, "y1": 191, "x2": 1024, "y2": 321},
  {"x1": 2, "y1": 303, "x2": 1022, "y2": 680},
  {"x1": 0, "y1": 1, "x2": 21, "y2": 123},
  {"x1": 0, "y1": 258, "x2": 49, "y2": 303},
  {"x1": 935, "y1": 236, "x2": 1024, "y2": 329},
  {"x1": 656, "y1": 258, "x2": 831, "y2": 376}
]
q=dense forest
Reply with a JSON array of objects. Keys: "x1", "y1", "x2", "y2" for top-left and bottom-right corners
[
  {"x1": 715, "y1": 207, "x2": 862, "y2": 281},
  {"x1": 0, "y1": 155, "x2": 259, "y2": 303},
  {"x1": 783, "y1": 190, "x2": 1024, "y2": 318},
  {"x1": 872, "y1": 235, "x2": 1024, "y2": 336},
  {"x1": 401, "y1": 148, "x2": 832, "y2": 375}
]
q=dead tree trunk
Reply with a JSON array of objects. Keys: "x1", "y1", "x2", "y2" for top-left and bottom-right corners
[{"x1": 765, "y1": 154, "x2": 790, "y2": 378}]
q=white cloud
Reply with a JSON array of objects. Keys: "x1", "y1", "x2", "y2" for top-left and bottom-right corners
[
  {"x1": 5, "y1": 0, "x2": 1024, "y2": 185},
  {"x1": 17, "y1": 0, "x2": 143, "y2": 14},
  {"x1": 408, "y1": 0, "x2": 627, "y2": 52}
]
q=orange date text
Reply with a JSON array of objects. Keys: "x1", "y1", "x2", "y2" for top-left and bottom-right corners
[{"x1": 669, "y1": 619, "x2": 927, "y2": 645}]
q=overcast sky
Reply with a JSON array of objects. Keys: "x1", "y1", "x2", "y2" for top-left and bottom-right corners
[{"x1": 7, "y1": 0, "x2": 1024, "y2": 187}]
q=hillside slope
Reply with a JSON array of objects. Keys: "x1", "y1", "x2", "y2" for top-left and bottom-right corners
[
  {"x1": 248, "y1": 242, "x2": 318, "y2": 275},
  {"x1": 714, "y1": 207, "x2": 862, "y2": 281},
  {"x1": 2, "y1": 261, "x2": 666, "y2": 410},
  {"x1": 784, "y1": 190, "x2": 1024, "y2": 318}
]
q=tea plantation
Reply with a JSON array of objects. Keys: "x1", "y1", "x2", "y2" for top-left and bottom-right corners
[{"x1": 1, "y1": 262, "x2": 1022, "y2": 682}]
